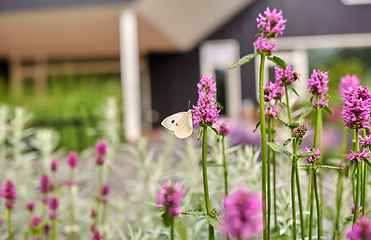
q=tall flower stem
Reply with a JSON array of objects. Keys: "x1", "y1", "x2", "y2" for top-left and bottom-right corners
[
  {"x1": 69, "y1": 170, "x2": 75, "y2": 240},
  {"x1": 7, "y1": 209, "x2": 12, "y2": 240},
  {"x1": 222, "y1": 136, "x2": 228, "y2": 196},
  {"x1": 201, "y1": 126, "x2": 214, "y2": 240},
  {"x1": 258, "y1": 54, "x2": 267, "y2": 238},
  {"x1": 361, "y1": 129, "x2": 367, "y2": 215},
  {"x1": 353, "y1": 130, "x2": 360, "y2": 224},
  {"x1": 95, "y1": 165, "x2": 104, "y2": 227},
  {"x1": 313, "y1": 170, "x2": 321, "y2": 237},
  {"x1": 272, "y1": 119, "x2": 278, "y2": 231},
  {"x1": 295, "y1": 160, "x2": 305, "y2": 240},
  {"x1": 308, "y1": 168, "x2": 314, "y2": 240},
  {"x1": 51, "y1": 219, "x2": 56, "y2": 240},
  {"x1": 267, "y1": 117, "x2": 272, "y2": 238},
  {"x1": 170, "y1": 217, "x2": 174, "y2": 240},
  {"x1": 333, "y1": 169, "x2": 343, "y2": 240}
]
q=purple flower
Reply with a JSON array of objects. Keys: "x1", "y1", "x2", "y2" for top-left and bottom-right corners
[
  {"x1": 294, "y1": 124, "x2": 307, "y2": 145},
  {"x1": 39, "y1": 175, "x2": 52, "y2": 194},
  {"x1": 344, "y1": 148, "x2": 371, "y2": 162},
  {"x1": 30, "y1": 215, "x2": 43, "y2": 228},
  {"x1": 360, "y1": 134, "x2": 371, "y2": 147},
  {"x1": 96, "y1": 157, "x2": 105, "y2": 165},
  {"x1": 220, "y1": 185, "x2": 263, "y2": 239},
  {"x1": 351, "y1": 204, "x2": 363, "y2": 214},
  {"x1": 307, "y1": 69, "x2": 330, "y2": 96},
  {"x1": 96, "y1": 140, "x2": 107, "y2": 155},
  {"x1": 0, "y1": 179, "x2": 17, "y2": 209},
  {"x1": 44, "y1": 223, "x2": 51, "y2": 236},
  {"x1": 67, "y1": 151, "x2": 79, "y2": 168},
  {"x1": 48, "y1": 212, "x2": 59, "y2": 220},
  {"x1": 216, "y1": 120, "x2": 232, "y2": 136},
  {"x1": 254, "y1": 36, "x2": 277, "y2": 55},
  {"x1": 264, "y1": 82, "x2": 285, "y2": 102},
  {"x1": 342, "y1": 86, "x2": 371, "y2": 129},
  {"x1": 48, "y1": 196, "x2": 59, "y2": 212},
  {"x1": 303, "y1": 147, "x2": 321, "y2": 163},
  {"x1": 91, "y1": 209, "x2": 97, "y2": 219},
  {"x1": 256, "y1": 7, "x2": 287, "y2": 37},
  {"x1": 347, "y1": 216, "x2": 371, "y2": 240},
  {"x1": 25, "y1": 200, "x2": 36, "y2": 212},
  {"x1": 90, "y1": 229, "x2": 104, "y2": 240},
  {"x1": 157, "y1": 181, "x2": 185, "y2": 217},
  {"x1": 264, "y1": 104, "x2": 277, "y2": 118},
  {"x1": 312, "y1": 95, "x2": 329, "y2": 108},
  {"x1": 275, "y1": 65, "x2": 295, "y2": 87},
  {"x1": 101, "y1": 184, "x2": 111, "y2": 196},
  {"x1": 337, "y1": 160, "x2": 346, "y2": 169},
  {"x1": 192, "y1": 75, "x2": 220, "y2": 126},
  {"x1": 51, "y1": 159, "x2": 59, "y2": 172},
  {"x1": 340, "y1": 74, "x2": 360, "y2": 98}
]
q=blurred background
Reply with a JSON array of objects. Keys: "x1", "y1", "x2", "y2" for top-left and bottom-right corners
[{"x1": 1, "y1": 0, "x2": 371, "y2": 150}]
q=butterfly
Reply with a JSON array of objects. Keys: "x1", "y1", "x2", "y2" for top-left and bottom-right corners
[{"x1": 161, "y1": 109, "x2": 193, "y2": 138}]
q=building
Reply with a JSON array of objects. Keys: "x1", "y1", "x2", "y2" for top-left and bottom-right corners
[{"x1": 1, "y1": 0, "x2": 371, "y2": 141}]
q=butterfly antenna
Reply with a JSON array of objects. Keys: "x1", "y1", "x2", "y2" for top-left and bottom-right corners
[{"x1": 188, "y1": 101, "x2": 190, "y2": 110}]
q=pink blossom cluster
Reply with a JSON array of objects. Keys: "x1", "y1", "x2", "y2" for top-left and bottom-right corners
[
  {"x1": 307, "y1": 69, "x2": 330, "y2": 107},
  {"x1": 25, "y1": 200, "x2": 36, "y2": 212},
  {"x1": 275, "y1": 65, "x2": 295, "y2": 87},
  {"x1": 256, "y1": 7, "x2": 287, "y2": 37},
  {"x1": 51, "y1": 159, "x2": 59, "y2": 172},
  {"x1": 303, "y1": 147, "x2": 321, "y2": 163},
  {"x1": 96, "y1": 140, "x2": 107, "y2": 165},
  {"x1": 344, "y1": 148, "x2": 371, "y2": 162},
  {"x1": 101, "y1": 184, "x2": 111, "y2": 205},
  {"x1": 264, "y1": 104, "x2": 277, "y2": 118},
  {"x1": 339, "y1": 74, "x2": 360, "y2": 98},
  {"x1": 90, "y1": 229, "x2": 104, "y2": 240},
  {"x1": 360, "y1": 134, "x2": 371, "y2": 147},
  {"x1": 263, "y1": 81, "x2": 285, "y2": 102},
  {"x1": 253, "y1": 36, "x2": 277, "y2": 55},
  {"x1": 39, "y1": 174, "x2": 53, "y2": 194},
  {"x1": 220, "y1": 185, "x2": 263, "y2": 239},
  {"x1": 216, "y1": 120, "x2": 232, "y2": 136},
  {"x1": 351, "y1": 204, "x2": 363, "y2": 214},
  {"x1": 192, "y1": 75, "x2": 220, "y2": 126},
  {"x1": 294, "y1": 124, "x2": 307, "y2": 145},
  {"x1": 347, "y1": 216, "x2": 371, "y2": 240},
  {"x1": 0, "y1": 179, "x2": 17, "y2": 209},
  {"x1": 67, "y1": 151, "x2": 79, "y2": 168},
  {"x1": 157, "y1": 181, "x2": 184, "y2": 217},
  {"x1": 30, "y1": 215, "x2": 43, "y2": 229},
  {"x1": 342, "y1": 86, "x2": 371, "y2": 129},
  {"x1": 48, "y1": 196, "x2": 59, "y2": 219}
]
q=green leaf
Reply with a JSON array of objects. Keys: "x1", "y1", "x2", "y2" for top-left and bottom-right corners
[
  {"x1": 323, "y1": 206, "x2": 335, "y2": 221},
  {"x1": 267, "y1": 142, "x2": 292, "y2": 157},
  {"x1": 161, "y1": 212, "x2": 172, "y2": 227},
  {"x1": 277, "y1": 117, "x2": 290, "y2": 128},
  {"x1": 228, "y1": 53, "x2": 258, "y2": 69},
  {"x1": 348, "y1": 161, "x2": 358, "y2": 179},
  {"x1": 283, "y1": 137, "x2": 293, "y2": 146},
  {"x1": 255, "y1": 33, "x2": 263, "y2": 38},
  {"x1": 267, "y1": 56, "x2": 287, "y2": 70},
  {"x1": 253, "y1": 121, "x2": 261, "y2": 133},
  {"x1": 296, "y1": 152, "x2": 316, "y2": 158},
  {"x1": 209, "y1": 126, "x2": 218, "y2": 135},
  {"x1": 53, "y1": 185, "x2": 67, "y2": 196},
  {"x1": 317, "y1": 165, "x2": 343, "y2": 170},
  {"x1": 299, "y1": 164, "x2": 311, "y2": 169},
  {"x1": 206, "y1": 215, "x2": 219, "y2": 229},
  {"x1": 216, "y1": 101, "x2": 224, "y2": 110},
  {"x1": 299, "y1": 106, "x2": 314, "y2": 121},
  {"x1": 197, "y1": 128, "x2": 203, "y2": 140},
  {"x1": 175, "y1": 216, "x2": 189, "y2": 240},
  {"x1": 289, "y1": 123, "x2": 300, "y2": 129},
  {"x1": 289, "y1": 86, "x2": 300, "y2": 97},
  {"x1": 181, "y1": 210, "x2": 206, "y2": 217},
  {"x1": 324, "y1": 106, "x2": 334, "y2": 116},
  {"x1": 363, "y1": 158, "x2": 371, "y2": 169}
]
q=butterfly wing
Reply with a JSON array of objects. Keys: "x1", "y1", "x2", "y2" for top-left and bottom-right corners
[
  {"x1": 161, "y1": 112, "x2": 186, "y2": 131},
  {"x1": 175, "y1": 110, "x2": 193, "y2": 139}
]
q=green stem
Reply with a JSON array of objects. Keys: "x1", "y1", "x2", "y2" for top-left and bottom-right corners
[
  {"x1": 291, "y1": 163, "x2": 297, "y2": 240},
  {"x1": 51, "y1": 219, "x2": 56, "y2": 240},
  {"x1": 333, "y1": 170, "x2": 343, "y2": 240},
  {"x1": 222, "y1": 136, "x2": 228, "y2": 196},
  {"x1": 313, "y1": 170, "x2": 321, "y2": 238},
  {"x1": 362, "y1": 129, "x2": 367, "y2": 215},
  {"x1": 102, "y1": 204, "x2": 107, "y2": 237},
  {"x1": 95, "y1": 165, "x2": 104, "y2": 227},
  {"x1": 267, "y1": 117, "x2": 272, "y2": 239},
  {"x1": 69, "y1": 169, "x2": 75, "y2": 240},
  {"x1": 258, "y1": 54, "x2": 267, "y2": 238},
  {"x1": 202, "y1": 126, "x2": 214, "y2": 240},
  {"x1": 308, "y1": 168, "x2": 314, "y2": 240},
  {"x1": 295, "y1": 163, "x2": 305, "y2": 240},
  {"x1": 7, "y1": 209, "x2": 12, "y2": 240},
  {"x1": 353, "y1": 130, "x2": 360, "y2": 225},
  {"x1": 272, "y1": 119, "x2": 278, "y2": 231}
]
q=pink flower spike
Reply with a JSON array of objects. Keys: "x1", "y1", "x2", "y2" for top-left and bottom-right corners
[
  {"x1": 101, "y1": 184, "x2": 111, "y2": 196},
  {"x1": 39, "y1": 175, "x2": 52, "y2": 194},
  {"x1": 220, "y1": 185, "x2": 263, "y2": 239},
  {"x1": 0, "y1": 179, "x2": 17, "y2": 209},
  {"x1": 157, "y1": 181, "x2": 185, "y2": 217},
  {"x1": 339, "y1": 74, "x2": 360, "y2": 97},
  {"x1": 347, "y1": 216, "x2": 371, "y2": 239},
  {"x1": 216, "y1": 120, "x2": 232, "y2": 136},
  {"x1": 95, "y1": 140, "x2": 107, "y2": 156},
  {"x1": 25, "y1": 200, "x2": 36, "y2": 212},
  {"x1": 48, "y1": 196, "x2": 59, "y2": 212},
  {"x1": 275, "y1": 65, "x2": 295, "y2": 87},
  {"x1": 51, "y1": 159, "x2": 59, "y2": 172},
  {"x1": 30, "y1": 215, "x2": 43, "y2": 229},
  {"x1": 253, "y1": 36, "x2": 277, "y2": 55},
  {"x1": 256, "y1": 7, "x2": 287, "y2": 37},
  {"x1": 66, "y1": 151, "x2": 79, "y2": 168}
]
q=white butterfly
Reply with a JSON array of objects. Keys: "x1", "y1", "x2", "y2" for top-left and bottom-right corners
[{"x1": 161, "y1": 109, "x2": 193, "y2": 138}]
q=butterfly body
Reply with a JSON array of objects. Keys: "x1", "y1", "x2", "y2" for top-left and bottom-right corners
[{"x1": 161, "y1": 110, "x2": 193, "y2": 138}]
